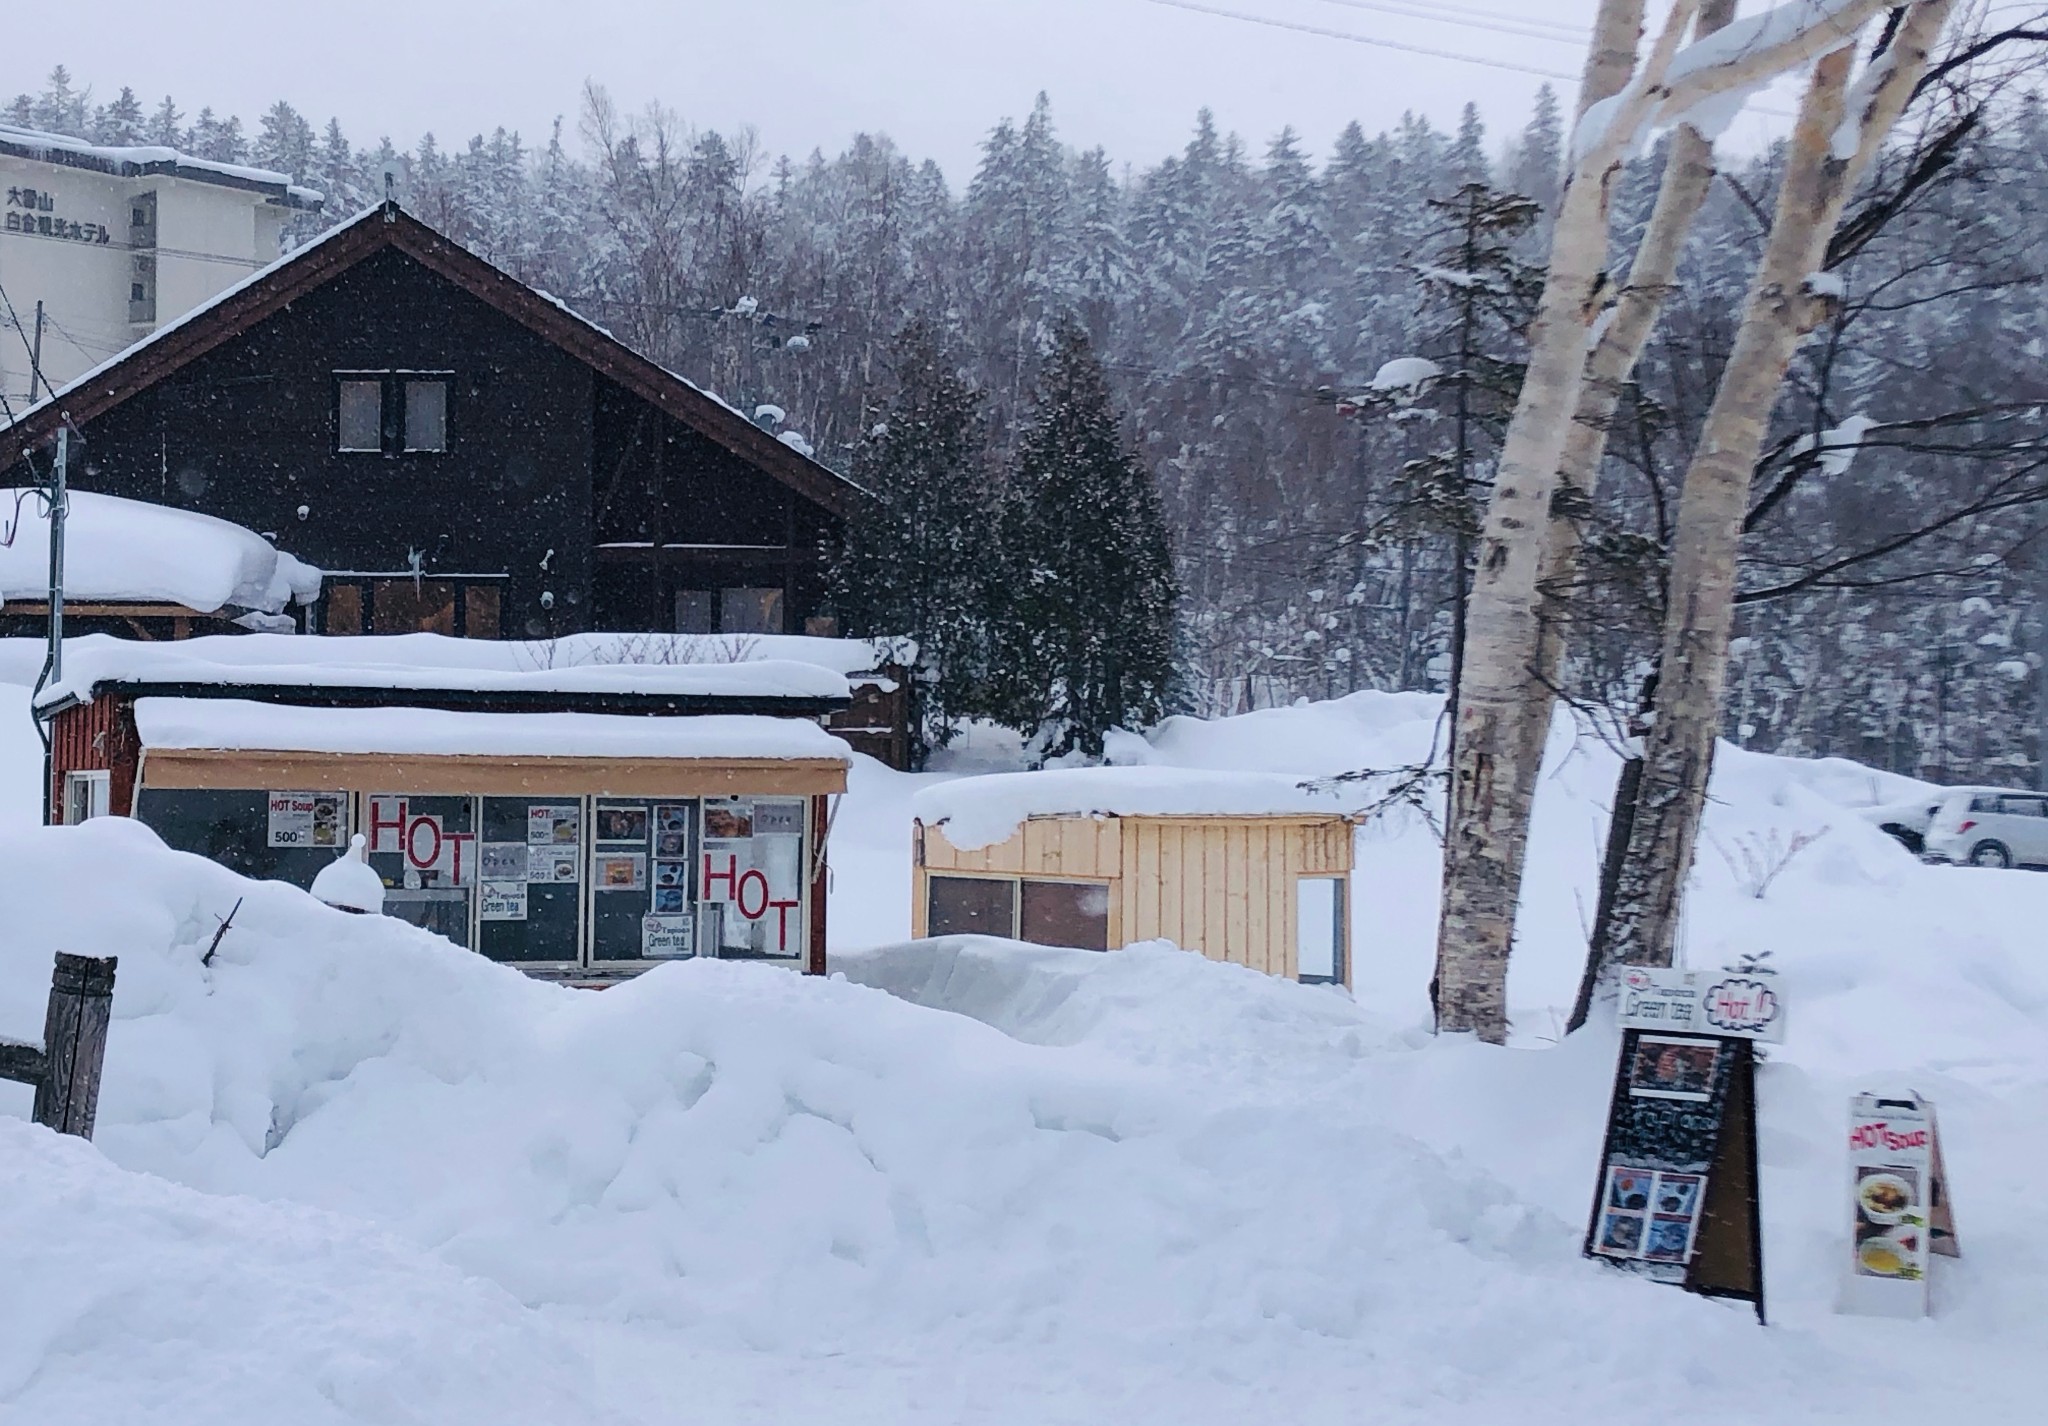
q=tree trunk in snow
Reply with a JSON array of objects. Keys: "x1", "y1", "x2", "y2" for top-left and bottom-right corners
[
  {"x1": 1602, "y1": 1, "x2": 1956, "y2": 971},
  {"x1": 1433, "y1": 0, "x2": 1896, "y2": 1041}
]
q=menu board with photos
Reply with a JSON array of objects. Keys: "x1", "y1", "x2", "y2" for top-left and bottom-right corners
[
  {"x1": 1839, "y1": 1093, "x2": 1960, "y2": 1318},
  {"x1": 1585, "y1": 1027, "x2": 1766, "y2": 1321},
  {"x1": 587, "y1": 798, "x2": 703, "y2": 962}
]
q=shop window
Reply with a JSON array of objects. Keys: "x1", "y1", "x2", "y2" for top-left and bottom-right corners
[
  {"x1": 1296, "y1": 877, "x2": 1345, "y2": 984},
  {"x1": 373, "y1": 579, "x2": 458, "y2": 635},
  {"x1": 464, "y1": 587, "x2": 502, "y2": 639},
  {"x1": 475, "y1": 797, "x2": 582, "y2": 964},
  {"x1": 700, "y1": 797, "x2": 808, "y2": 959},
  {"x1": 588, "y1": 798, "x2": 700, "y2": 963},
  {"x1": 721, "y1": 587, "x2": 784, "y2": 635},
  {"x1": 367, "y1": 794, "x2": 476, "y2": 949},
  {"x1": 62, "y1": 770, "x2": 110, "y2": 825},
  {"x1": 135, "y1": 788, "x2": 349, "y2": 890},
  {"x1": 926, "y1": 876, "x2": 1017, "y2": 939},
  {"x1": 1020, "y1": 880, "x2": 1110, "y2": 951}
]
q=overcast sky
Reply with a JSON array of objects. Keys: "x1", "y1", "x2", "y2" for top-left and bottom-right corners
[{"x1": 12, "y1": 0, "x2": 1795, "y2": 184}]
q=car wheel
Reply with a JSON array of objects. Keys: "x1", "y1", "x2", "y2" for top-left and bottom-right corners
[{"x1": 1969, "y1": 840, "x2": 2013, "y2": 869}]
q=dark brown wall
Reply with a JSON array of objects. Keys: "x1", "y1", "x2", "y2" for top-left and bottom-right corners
[{"x1": 8, "y1": 247, "x2": 840, "y2": 638}]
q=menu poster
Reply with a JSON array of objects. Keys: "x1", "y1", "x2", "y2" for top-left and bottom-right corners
[
  {"x1": 481, "y1": 881, "x2": 528, "y2": 922},
  {"x1": 527, "y1": 804, "x2": 581, "y2": 847},
  {"x1": 528, "y1": 846, "x2": 579, "y2": 884},
  {"x1": 1839, "y1": 1094, "x2": 1961, "y2": 1318},
  {"x1": 1585, "y1": 1026, "x2": 1766, "y2": 1321},
  {"x1": 595, "y1": 853, "x2": 646, "y2": 892},
  {"x1": 596, "y1": 806, "x2": 649, "y2": 844},
  {"x1": 268, "y1": 792, "x2": 345, "y2": 849},
  {"x1": 704, "y1": 799, "x2": 754, "y2": 840},
  {"x1": 642, "y1": 913, "x2": 695, "y2": 959}
]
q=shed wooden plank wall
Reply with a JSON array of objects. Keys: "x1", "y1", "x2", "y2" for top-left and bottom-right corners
[
  {"x1": 917, "y1": 814, "x2": 1354, "y2": 986},
  {"x1": 48, "y1": 699, "x2": 143, "y2": 820}
]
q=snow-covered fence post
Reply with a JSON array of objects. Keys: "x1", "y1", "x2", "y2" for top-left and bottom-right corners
[{"x1": 0, "y1": 952, "x2": 118, "y2": 1139}]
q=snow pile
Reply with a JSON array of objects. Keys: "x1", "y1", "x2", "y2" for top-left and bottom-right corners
[
  {"x1": 0, "y1": 490, "x2": 322, "y2": 614},
  {"x1": 135, "y1": 699, "x2": 850, "y2": 762},
  {"x1": 0, "y1": 1118, "x2": 608, "y2": 1426},
  {"x1": 1368, "y1": 355, "x2": 1441, "y2": 395},
  {"x1": 0, "y1": 806, "x2": 2042, "y2": 1420},
  {"x1": 911, "y1": 765, "x2": 1365, "y2": 850},
  {"x1": 309, "y1": 834, "x2": 385, "y2": 913},
  {"x1": 30, "y1": 633, "x2": 852, "y2": 711}
]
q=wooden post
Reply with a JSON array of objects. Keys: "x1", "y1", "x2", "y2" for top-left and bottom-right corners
[{"x1": 31, "y1": 952, "x2": 118, "y2": 1139}]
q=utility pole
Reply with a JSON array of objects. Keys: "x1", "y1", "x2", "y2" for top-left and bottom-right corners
[{"x1": 30, "y1": 301, "x2": 45, "y2": 402}]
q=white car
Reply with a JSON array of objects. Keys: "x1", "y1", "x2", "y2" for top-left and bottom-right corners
[{"x1": 1921, "y1": 787, "x2": 2048, "y2": 869}]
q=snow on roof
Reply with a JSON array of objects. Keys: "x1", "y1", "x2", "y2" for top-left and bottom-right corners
[
  {"x1": 36, "y1": 634, "x2": 852, "y2": 711},
  {"x1": 0, "y1": 489, "x2": 322, "y2": 614},
  {"x1": 135, "y1": 698, "x2": 850, "y2": 762},
  {"x1": 912, "y1": 765, "x2": 1365, "y2": 850},
  {"x1": 0, "y1": 122, "x2": 322, "y2": 207}
]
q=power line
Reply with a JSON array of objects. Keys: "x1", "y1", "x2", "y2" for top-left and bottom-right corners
[
  {"x1": 1137, "y1": 0, "x2": 1580, "y2": 82},
  {"x1": 1304, "y1": 0, "x2": 1586, "y2": 47}
]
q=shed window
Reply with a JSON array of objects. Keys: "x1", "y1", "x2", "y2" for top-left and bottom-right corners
[
  {"x1": 927, "y1": 875, "x2": 1016, "y2": 939},
  {"x1": 1296, "y1": 877, "x2": 1345, "y2": 985},
  {"x1": 722, "y1": 587, "x2": 785, "y2": 635},
  {"x1": 337, "y1": 380, "x2": 382, "y2": 451},
  {"x1": 1020, "y1": 879, "x2": 1109, "y2": 950},
  {"x1": 62, "y1": 771, "x2": 110, "y2": 825}
]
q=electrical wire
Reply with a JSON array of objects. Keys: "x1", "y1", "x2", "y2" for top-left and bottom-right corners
[
  {"x1": 1304, "y1": 0, "x2": 1587, "y2": 47},
  {"x1": 1136, "y1": 0, "x2": 1580, "y2": 81}
]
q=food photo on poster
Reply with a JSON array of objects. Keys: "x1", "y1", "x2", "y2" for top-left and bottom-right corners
[{"x1": 1628, "y1": 1036, "x2": 1721, "y2": 1103}]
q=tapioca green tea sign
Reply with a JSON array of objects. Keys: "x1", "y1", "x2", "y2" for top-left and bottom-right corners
[{"x1": 1586, "y1": 968, "x2": 1785, "y2": 1322}]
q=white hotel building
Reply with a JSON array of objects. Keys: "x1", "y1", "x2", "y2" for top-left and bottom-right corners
[{"x1": 0, "y1": 124, "x2": 322, "y2": 408}]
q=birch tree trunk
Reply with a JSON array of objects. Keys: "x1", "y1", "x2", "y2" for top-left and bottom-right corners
[
  {"x1": 1603, "y1": 0, "x2": 1956, "y2": 970},
  {"x1": 1433, "y1": 0, "x2": 1896, "y2": 1041}
]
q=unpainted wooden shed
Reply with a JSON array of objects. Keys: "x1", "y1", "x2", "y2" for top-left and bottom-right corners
[{"x1": 911, "y1": 769, "x2": 1360, "y2": 986}]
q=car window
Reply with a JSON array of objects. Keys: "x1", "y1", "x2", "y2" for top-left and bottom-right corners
[
  {"x1": 1998, "y1": 795, "x2": 2048, "y2": 818},
  {"x1": 1970, "y1": 794, "x2": 2001, "y2": 814}
]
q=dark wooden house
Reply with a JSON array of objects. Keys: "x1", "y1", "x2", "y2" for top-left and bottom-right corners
[{"x1": 0, "y1": 201, "x2": 856, "y2": 644}]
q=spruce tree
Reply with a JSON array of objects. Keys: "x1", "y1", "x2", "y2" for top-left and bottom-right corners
[
  {"x1": 830, "y1": 320, "x2": 998, "y2": 766},
  {"x1": 993, "y1": 322, "x2": 1177, "y2": 760}
]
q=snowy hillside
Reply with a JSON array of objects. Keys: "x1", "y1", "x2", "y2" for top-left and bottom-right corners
[{"x1": 0, "y1": 690, "x2": 2044, "y2": 1422}]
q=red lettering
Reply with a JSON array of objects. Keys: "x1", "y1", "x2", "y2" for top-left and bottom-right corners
[
  {"x1": 445, "y1": 832, "x2": 474, "y2": 886},
  {"x1": 703, "y1": 853, "x2": 738, "y2": 899},
  {"x1": 770, "y1": 898, "x2": 801, "y2": 950},
  {"x1": 404, "y1": 814, "x2": 444, "y2": 870},
  {"x1": 736, "y1": 868, "x2": 771, "y2": 920},
  {"x1": 370, "y1": 798, "x2": 407, "y2": 854}
]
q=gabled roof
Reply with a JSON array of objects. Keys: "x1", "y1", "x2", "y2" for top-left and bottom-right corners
[
  {"x1": 1, "y1": 202, "x2": 856, "y2": 518},
  {"x1": 0, "y1": 122, "x2": 322, "y2": 208}
]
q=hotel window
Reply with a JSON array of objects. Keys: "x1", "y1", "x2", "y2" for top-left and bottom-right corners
[{"x1": 335, "y1": 372, "x2": 451, "y2": 455}]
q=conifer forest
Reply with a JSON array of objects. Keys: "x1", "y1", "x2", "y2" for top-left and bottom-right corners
[{"x1": 13, "y1": 52, "x2": 2048, "y2": 780}]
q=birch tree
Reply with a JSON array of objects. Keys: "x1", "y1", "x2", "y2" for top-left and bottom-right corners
[
  {"x1": 1435, "y1": 0, "x2": 1904, "y2": 1042},
  {"x1": 1602, "y1": 0, "x2": 1958, "y2": 970}
]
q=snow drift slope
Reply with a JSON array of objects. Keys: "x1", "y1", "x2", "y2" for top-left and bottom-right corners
[{"x1": 0, "y1": 805, "x2": 2045, "y2": 1423}]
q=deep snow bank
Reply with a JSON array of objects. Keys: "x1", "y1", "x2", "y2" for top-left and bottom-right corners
[{"x1": 0, "y1": 1118, "x2": 612, "y2": 1426}]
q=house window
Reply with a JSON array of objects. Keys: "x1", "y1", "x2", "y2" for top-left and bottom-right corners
[
  {"x1": 1296, "y1": 877, "x2": 1345, "y2": 984},
  {"x1": 337, "y1": 380, "x2": 382, "y2": 451},
  {"x1": 927, "y1": 875, "x2": 1016, "y2": 939},
  {"x1": 63, "y1": 770, "x2": 111, "y2": 825},
  {"x1": 404, "y1": 379, "x2": 448, "y2": 452},
  {"x1": 721, "y1": 587, "x2": 785, "y2": 634},
  {"x1": 335, "y1": 372, "x2": 451, "y2": 455}
]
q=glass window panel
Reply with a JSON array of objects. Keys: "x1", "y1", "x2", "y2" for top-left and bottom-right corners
[
  {"x1": 337, "y1": 380, "x2": 382, "y2": 452},
  {"x1": 476, "y1": 797, "x2": 581, "y2": 963},
  {"x1": 1296, "y1": 877, "x2": 1344, "y2": 984},
  {"x1": 136, "y1": 788, "x2": 351, "y2": 892},
  {"x1": 927, "y1": 875, "x2": 1015, "y2": 939},
  {"x1": 697, "y1": 798, "x2": 806, "y2": 960},
  {"x1": 590, "y1": 798, "x2": 700, "y2": 963},
  {"x1": 675, "y1": 590, "x2": 715, "y2": 634},
  {"x1": 404, "y1": 379, "x2": 448, "y2": 452},
  {"x1": 720, "y1": 587, "x2": 784, "y2": 634},
  {"x1": 1019, "y1": 879, "x2": 1110, "y2": 951},
  {"x1": 372, "y1": 579, "x2": 458, "y2": 635},
  {"x1": 366, "y1": 793, "x2": 476, "y2": 949},
  {"x1": 463, "y1": 586, "x2": 501, "y2": 639}
]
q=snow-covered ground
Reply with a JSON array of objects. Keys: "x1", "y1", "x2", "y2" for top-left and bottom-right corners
[{"x1": 1, "y1": 679, "x2": 2043, "y2": 1424}]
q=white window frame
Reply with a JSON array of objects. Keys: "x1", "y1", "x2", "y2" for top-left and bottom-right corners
[{"x1": 63, "y1": 770, "x2": 111, "y2": 825}]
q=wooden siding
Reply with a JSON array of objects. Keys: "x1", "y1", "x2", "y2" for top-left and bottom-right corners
[
  {"x1": 136, "y1": 750, "x2": 848, "y2": 797},
  {"x1": 49, "y1": 699, "x2": 142, "y2": 820},
  {"x1": 913, "y1": 814, "x2": 1355, "y2": 986}
]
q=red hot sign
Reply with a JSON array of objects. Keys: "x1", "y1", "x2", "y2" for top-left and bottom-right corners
[
  {"x1": 368, "y1": 797, "x2": 475, "y2": 886},
  {"x1": 701, "y1": 850, "x2": 802, "y2": 951},
  {"x1": 1849, "y1": 1120, "x2": 1931, "y2": 1154}
]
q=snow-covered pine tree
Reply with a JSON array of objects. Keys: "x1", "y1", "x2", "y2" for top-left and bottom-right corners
[
  {"x1": 253, "y1": 101, "x2": 317, "y2": 181},
  {"x1": 991, "y1": 321, "x2": 1177, "y2": 760},
  {"x1": 30, "y1": 66, "x2": 88, "y2": 137},
  {"x1": 829, "y1": 319, "x2": 997, "y2": 765},
  {"x1": 148, "y1": 96, "x2": 182, "y2": 148},
  {"x1": 91, "y1": 87, "x2": 146, "y2": 146}
]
